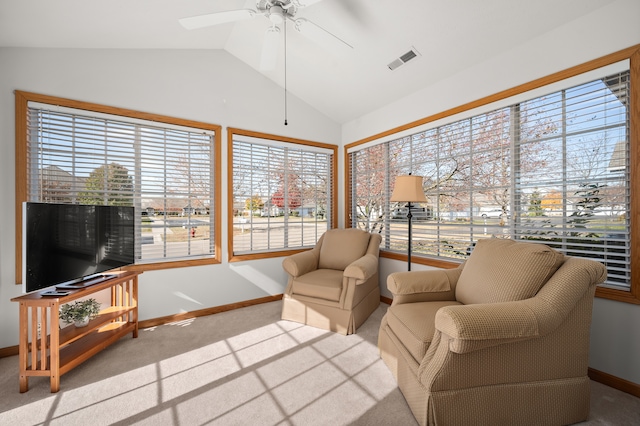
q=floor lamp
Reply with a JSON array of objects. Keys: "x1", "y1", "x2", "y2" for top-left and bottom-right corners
[{"x1": 390, "y1": 174, "x2": 427, "y2": 271}]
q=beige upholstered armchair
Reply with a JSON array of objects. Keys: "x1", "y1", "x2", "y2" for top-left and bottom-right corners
[
  {"x1": 378, "y1": 238, "x2": 607, "y2": 426},
  {"x1": 281, "y1": 228, "x2": 382, "y2": 335}
]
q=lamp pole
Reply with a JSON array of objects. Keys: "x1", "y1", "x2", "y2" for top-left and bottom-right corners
[{"x1": 406, "y1": 201, "x2": 413, "y2": 271}]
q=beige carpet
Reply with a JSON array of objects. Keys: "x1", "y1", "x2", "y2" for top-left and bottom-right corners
[{"x1": 0, "y1": 301, "x2": 639, "y2": 425}]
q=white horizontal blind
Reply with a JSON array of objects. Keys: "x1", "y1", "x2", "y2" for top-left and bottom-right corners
[
  {"x1": 26, "y1": 104, "x2": 216, "y2": 263},
  {"x1": 514, "y1": 71, "x2": 630, "y2": 289},
  {"x1": 232, "y1": 139, "x2": 332, "y2": 254},
  {"x1": 350, "y1": 69, "x2": 630, "y2": 290}
]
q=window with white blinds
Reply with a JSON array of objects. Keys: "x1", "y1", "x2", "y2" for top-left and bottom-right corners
[
  {"x1": 349, "y1": 69, "x2": 630, "y2": 290},
  {"x1": 514, "y1": 72, "x2": 630, "y2": 289},
  {"x1": 25, "y1": 102, "x2": 217, "y2": 265},
  {"x1": 231, "y1": 133, "x2": 335, "y2": 257}
]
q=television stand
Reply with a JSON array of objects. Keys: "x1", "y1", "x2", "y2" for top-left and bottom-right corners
[{"x1": 11, "y1": 271, "x2": 140, "y2": 393}]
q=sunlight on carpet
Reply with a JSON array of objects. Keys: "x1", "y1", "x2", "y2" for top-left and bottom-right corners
[{"x1": 1, "y1": 317, "x2": 398, "y2": 425}]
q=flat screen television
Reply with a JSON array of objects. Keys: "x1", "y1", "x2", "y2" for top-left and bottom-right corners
[{"x1": 22, "y1": 202, "x2": 135, "y2": 294}]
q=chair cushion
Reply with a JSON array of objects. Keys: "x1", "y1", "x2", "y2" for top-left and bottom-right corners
[
  {"x1": 456, "y1": 238, "x2": 565, "y2": 305},
  {"x1": 318, "y1": 228, "x2": 371, "y2": 271},
  {"x1": 386, "y1": 301, "x2": 462, "y2": 364},
  {"x1": 292, "y1": 269, "x2": 345, "y2": 302}
]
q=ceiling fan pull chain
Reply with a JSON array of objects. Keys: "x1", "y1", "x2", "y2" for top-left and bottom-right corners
[{"x1": 284, "y1": 19, "x2": 288, "y2": 126}]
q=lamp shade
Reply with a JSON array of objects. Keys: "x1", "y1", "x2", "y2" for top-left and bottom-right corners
[{"x1": 390, "y1": 175, "x2": 427, "y2": 203}]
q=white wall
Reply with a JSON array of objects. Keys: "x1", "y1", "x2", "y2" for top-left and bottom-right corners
[
  {"x1": 342, "y1": 0, "x2": 640, "y2": 385},
  {"x1": 0, "y1": 47, "x2": 341, "y2": 348}
]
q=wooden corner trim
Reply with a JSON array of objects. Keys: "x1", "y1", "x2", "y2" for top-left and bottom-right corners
[{"x1": 589, "y1": 367, "x2": 640, "y2": 399}]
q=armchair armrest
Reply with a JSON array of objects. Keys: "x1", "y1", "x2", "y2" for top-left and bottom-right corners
[
  {"x1": 435, "y1": 298, "x2": 553, "y2": 353},
  {"x1": 344, "y1": 254, "x2": 378, "y2": 282},
  {"x1": 282, "y1": 250, "x2": 319, "y2": 277},
  {"x1": 387, "y1": 267, "x2": 462, "y2": 304}
]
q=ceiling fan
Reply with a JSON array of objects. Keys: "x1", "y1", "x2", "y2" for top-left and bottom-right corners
[{"x1": 179, "y1": 0, "x2": 353, "y2": 70}]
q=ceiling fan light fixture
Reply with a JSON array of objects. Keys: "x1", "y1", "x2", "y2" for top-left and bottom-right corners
[{"x1": 269, "y1": 5, "x2": 285, "y2": 25}]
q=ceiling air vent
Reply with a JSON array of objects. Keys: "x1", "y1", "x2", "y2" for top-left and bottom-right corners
[{"x1": 387, "y1": 47, "x2": 420, "y2": 71}]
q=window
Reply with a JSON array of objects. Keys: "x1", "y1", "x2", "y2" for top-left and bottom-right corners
[
  {"x1": 348, "y1": 66, "x2": 634, "y2": 296},
  {"x1": 15, "y1": 91, "x2": 221, "y2": 282},
  {"x1": 229, "y1": 128, "x2": 337, "y2": 260},
  {"x1": 514, "y1": 73, "x2": 630, "y2": 289}
]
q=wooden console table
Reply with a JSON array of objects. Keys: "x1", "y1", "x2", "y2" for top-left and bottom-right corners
[{"x1": 11, "y1": 271, "x2": 140, "y2": 393}]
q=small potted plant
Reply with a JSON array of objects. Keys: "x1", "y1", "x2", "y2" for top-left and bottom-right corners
[{"x1": 59, "y1": 298, "x2": 101, "y2": 327}]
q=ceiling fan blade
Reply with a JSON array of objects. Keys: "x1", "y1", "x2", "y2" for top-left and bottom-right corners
[
  {"x1": 179, "y1": 9, "x2": 256, "y2": 30},
  {"x1": 291, "y1": 0, "x2": 324, "y2": 7},
  {"x1": 260, "y1": 26, "x2": 281, "y2": 71},
  {"x1": 293, "y1": 18, "x2": 353, "y2": 51}
]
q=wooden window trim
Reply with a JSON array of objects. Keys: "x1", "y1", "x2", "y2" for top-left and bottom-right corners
[{"x1": 227, "y1": 127, "x2": 338, "y2": 262}]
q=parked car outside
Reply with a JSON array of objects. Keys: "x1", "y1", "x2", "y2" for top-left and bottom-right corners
[{"x1": 480, "y1": 209, "x2": 510, "y2": 219}]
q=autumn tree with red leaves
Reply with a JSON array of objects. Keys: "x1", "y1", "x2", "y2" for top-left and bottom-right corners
[{"x1": 271, "y1": 171, "x2": 302, "y2": 213}]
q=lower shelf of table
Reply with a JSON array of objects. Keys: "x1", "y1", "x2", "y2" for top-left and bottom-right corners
[
  {"x1": 25, "y1": 321, "x2": 137, "y2": 377},
  {"x1": 59, "y1": 321, "x2": 136, "y2": 376}
]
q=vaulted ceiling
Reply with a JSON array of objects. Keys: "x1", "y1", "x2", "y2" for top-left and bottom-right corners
[{"x1": 0, "y1": 0, "x2": 616, "y2": 123}]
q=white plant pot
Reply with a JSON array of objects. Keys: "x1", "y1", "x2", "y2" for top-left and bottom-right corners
[{"x1": 74, "y1": 317, "x2": 90, "y2": 327}]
